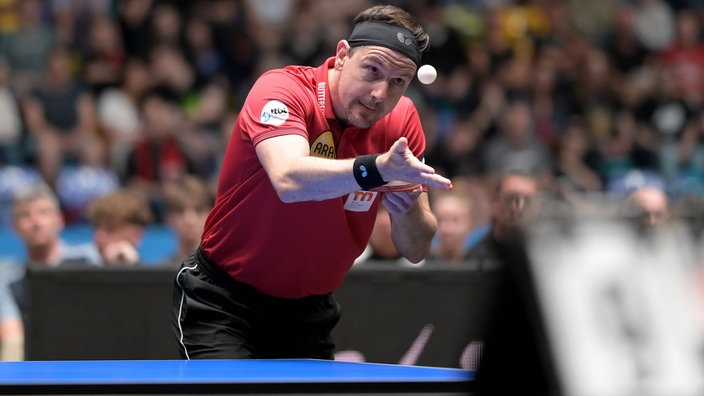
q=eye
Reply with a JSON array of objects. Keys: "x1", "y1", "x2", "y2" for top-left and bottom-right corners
[{"x1": 392, "y1": 77, "x2": 406, "y2": 86}]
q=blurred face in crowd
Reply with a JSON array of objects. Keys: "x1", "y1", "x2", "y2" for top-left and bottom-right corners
[
  {"x1": 166, "y1": 201, "x2": 209, "y2": 247},
  {"x1": 92, "y1": 222, "x2": 143, "y2": 258},
  {"x1": 433, "y1": 195, "x2": 473, "y2": 254},
  {"x1": 13, "y1": 197, "x2": 64, "y2": 248},
  {"x1": 493, "y1": 174, "x2": 539, "y2": 230},
  {"x1": 331, "y1": 43, "x2": 416, "y2": 129},
  {"x1": 628, "y1": 187, "x2": 670, "y2": 229}
]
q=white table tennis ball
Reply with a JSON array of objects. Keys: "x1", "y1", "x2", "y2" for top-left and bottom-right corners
[{"x1": 417, "y1": 64, "x2": 437, "y2": 85}]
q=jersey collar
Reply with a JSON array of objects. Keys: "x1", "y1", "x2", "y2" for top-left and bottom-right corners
[{"x1": 315, "y1": 57, "x2": 337, "y2": 121}]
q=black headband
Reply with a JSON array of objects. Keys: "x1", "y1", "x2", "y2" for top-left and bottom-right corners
[{"x1": 347, "y1": 21, "x2": 422, "y2": 67}]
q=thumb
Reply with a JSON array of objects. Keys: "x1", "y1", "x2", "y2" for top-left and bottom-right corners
[{"x1": 391, "y1": 137, "x2": 409, "y2": 155}]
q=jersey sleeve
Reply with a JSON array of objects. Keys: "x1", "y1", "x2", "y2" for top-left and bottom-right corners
[{"x1": 239, "y1": 70, "x2": 312, "y2": 147}]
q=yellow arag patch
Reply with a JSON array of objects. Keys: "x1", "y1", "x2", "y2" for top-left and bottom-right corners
[{"x1": 310, "y1": 131, "x2": 335, "y2": 159}]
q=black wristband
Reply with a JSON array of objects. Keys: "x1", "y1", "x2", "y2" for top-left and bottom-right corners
[{"x1": 353, "y1": 154, "x2": 387, "y2": 190}]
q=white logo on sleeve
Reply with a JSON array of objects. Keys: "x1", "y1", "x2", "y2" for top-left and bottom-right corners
[{"x1": 260, "y1": 100, "x2": 289, "y2": 126}]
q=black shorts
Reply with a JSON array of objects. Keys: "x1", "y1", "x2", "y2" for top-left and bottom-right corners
[{"x1": 171, "y1": 247, "x2": 342, "y2": 360}]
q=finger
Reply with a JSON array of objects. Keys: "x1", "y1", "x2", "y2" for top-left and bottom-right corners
[
  {"x1": 420, "y1": 173, "x2": 453, "y2": 190},
  {"x1": 391, "y1": 137, "x2": 409, "y2": 155}
]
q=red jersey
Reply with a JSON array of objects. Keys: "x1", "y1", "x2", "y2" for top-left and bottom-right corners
[{"x1": 201, "y1": 57, "x2": 427, "y2": 298}]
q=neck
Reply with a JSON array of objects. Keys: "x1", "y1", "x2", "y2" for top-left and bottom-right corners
[{"x1": 27, "y1": 242, "x2": 62, "y2": 266}]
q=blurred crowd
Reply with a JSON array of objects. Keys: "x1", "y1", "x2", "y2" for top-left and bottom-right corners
[{"x1": 0, "y1": 0, "x2": 703, "y2": 234}]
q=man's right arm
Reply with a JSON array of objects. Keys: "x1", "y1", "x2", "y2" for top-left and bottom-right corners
[{"x1": 256, "y1": 135, "x2": 452, "y2": 203}]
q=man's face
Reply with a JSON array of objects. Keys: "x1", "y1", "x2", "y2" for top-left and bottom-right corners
[
  {"x1": 629, "y1": 188, "x2": 670, "y2": 229},
  {"x1": 493, "y1": 175, "x2": 539, "y2": 229},
  {"x1": 334, "y1": 44, "x2": 416, "y2": 129},
  {"x1": 13, "y1": 198, "x2": 64, "y2": 248}
]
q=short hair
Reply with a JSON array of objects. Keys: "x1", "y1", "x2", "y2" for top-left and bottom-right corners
[
  {"x1": 12, "y1": 184, "x2": 60, "y2": 214},
  {"x1": 162, "y1": 176, "x2": 214, "y2": 213},
  {"x1": 86, "y1": 189, "x2": 154, "y2": 227},
  {"x1": 353, "y1": 5, "x2": 430, "y2": 54},
  {"x1": 494, "y1": 169, "x2": 539, "y2": 197}
]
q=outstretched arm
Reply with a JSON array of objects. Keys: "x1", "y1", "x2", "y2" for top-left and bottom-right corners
[{"x1": 256, "y1": 135, "x2": 452, "y2": 203}]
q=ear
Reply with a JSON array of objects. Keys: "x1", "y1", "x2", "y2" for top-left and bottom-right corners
[{"x1": 335, "y1": 40, "x2": 351, "y2": 70}]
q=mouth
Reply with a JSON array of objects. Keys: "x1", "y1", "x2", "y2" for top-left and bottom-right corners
[{"x1": 358, "y1": 99, "x2": 378, "y2": 112}]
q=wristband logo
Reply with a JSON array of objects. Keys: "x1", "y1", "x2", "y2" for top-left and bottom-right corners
[
  {"x1": 260, "y1": 100, "x2": 289, "y2": 126},
  {"x1": 359, "y1": 165, "x2": 368, "y2": 178}
]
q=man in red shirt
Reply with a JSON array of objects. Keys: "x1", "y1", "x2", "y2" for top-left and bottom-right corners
[{"x1": 172, "y1": 4, "x2": 452, "y2": 359}]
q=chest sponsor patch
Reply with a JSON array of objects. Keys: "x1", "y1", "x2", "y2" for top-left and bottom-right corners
[
  {"x1": 260, "y1": 100, "x2": 289, "y2": 126},
  {"x1": 344, "y1": 190, "x2": 378, "y2": 212},
  {"x1": 310, "y1": 131, "x2": 335, "y2": 159}
]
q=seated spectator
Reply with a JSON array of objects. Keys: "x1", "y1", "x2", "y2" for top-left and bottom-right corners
[
  {"x1": 0, "y1": 0, "x2": 55, "y2": 96},
  {"x1": 21, "y1": 45, "x2": 98, "y2": 186},
  {"x1": 161, "y1": 175, "x2": 214, "y2": 266},
  {"x1": 55, "y1": 136, "x2": 119, "y2": 224},
  {"x1": 427, "y1": 189, "x2": 475, "y2": 264},
  {"x1": 121, "y1": 86, "x2": 201, "y2": 221},
  {"x1": 85, "y1": 188, "x2": 153, "y2": 266},
  {"x1": 466, "y1": 170, "x2": 541, "y2": 269},
  {"x1": 624, "y1": 185, "x2": 671, "y2": 231},
  {"x1": 12, "y1": 184, "x2": 99, "y2": 267},
  {"x1": 5, "y1": 183, "x2": 100, "y2": 360}
]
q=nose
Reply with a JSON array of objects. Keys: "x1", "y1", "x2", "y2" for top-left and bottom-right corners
[
  {"x1": 369, "y1": 80, "x2": 388, "y2": 103},
  {"x1": 510, "y1": 196, "x2": 527, "y2": 212}
]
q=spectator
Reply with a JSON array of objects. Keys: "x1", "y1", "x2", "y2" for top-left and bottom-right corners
[
  {"x1": 625, "y1": 185, "x2": 671, "y2": 230},
  {"x1": 427, "y1": 188, "x2": 476, "y2": 264},
  {"x1": 553, "y1": 115, "x2": 604, "y2": 198},
  {"x1": 0, "y1": 0, "x2": 55, "y2": 96},
  {"x1": 482, "y1": 96, "x2": 554, "y2": 184},
  {"x1": 161, "y1": 176, "x2": 214, "y2": 266},
  {"x1": 85, "y1": 188, "x2": 154, "y2": 266},
  {"x1": 466, "y1": 170, "x2": 541, "y2": 268},
  {"x1": 12, "y1": 184, "x2": 99, "y2": 267},
  {"x1": 21, "y1": 45, "x2": 98, "y2": 187},
  {"x1": 96, "y1": 57, "x2": 153, "y2": 171},
  {"x1": 116, "y1": 0, "x2": 153, "y2": 60},
  {"x1": 5, "y1": 183, "x2": 101, "y2": 360},
  {"x1": 81, "y1": 13, "x2": 128, "y2": 93},
  {"x1": 147, "y1": 43, "x2": 194, "y2": 99},
  {"x1": 54, "y1": 135, "x2": 119, "y2": 224},
  {"x1": 470, "y1": 170, "x2": 546, "y2": 395},
  {"x1": 183, "y1": 17, "x2": 223, "y2": 89},
  {"x1": 121, "y1": 86, "x2": 201, "y2": 220}
]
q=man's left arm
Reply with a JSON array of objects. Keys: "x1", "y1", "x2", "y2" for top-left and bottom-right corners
[{"x1": 383, "y1": 189, "x2": 437, "y2": 263}]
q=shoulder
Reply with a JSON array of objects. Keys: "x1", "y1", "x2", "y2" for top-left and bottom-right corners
[
  {"x1": 60, "y1": 242, "x2": 102, "y2": 266},
  {"x1": 253, "y1": 66, "x2": 318, "y2": 95},
  {"x1": 245, "y1": 66, "x2": 319, "y2": 115}
]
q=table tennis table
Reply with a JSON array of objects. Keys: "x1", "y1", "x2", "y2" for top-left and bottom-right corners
[{"x1": 0, "y1": 359, "x2": 475, "y2": 395}]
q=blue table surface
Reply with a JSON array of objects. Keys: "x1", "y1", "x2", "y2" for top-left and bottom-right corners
[{"x1": 0, "y1": 359, "x2": 474, "y2": 385}]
